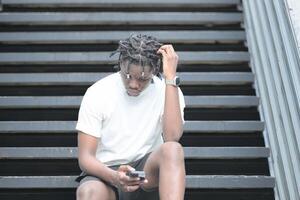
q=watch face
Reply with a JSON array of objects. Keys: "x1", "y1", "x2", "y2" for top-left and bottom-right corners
[{"x1": 175, "y1": 76, "x2": 180, "y2": 86}]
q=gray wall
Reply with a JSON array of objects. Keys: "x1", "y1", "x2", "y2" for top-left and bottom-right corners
[{"x1": 242, "y1": 0, "x2": 300, "y2": 199}]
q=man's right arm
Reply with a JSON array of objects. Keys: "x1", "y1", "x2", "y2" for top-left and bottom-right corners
[
  {"x1": 77, "y1": 131, "x2": 118, "y2": 185},
  {"x1": 78, "y1": 131, "x2": 146, "y2": 191}
]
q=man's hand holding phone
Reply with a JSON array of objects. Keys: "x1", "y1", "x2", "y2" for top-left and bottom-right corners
[
  {"x1": 126, "y1": 170, "x2": 146, "y2": 181},
  {"x1": 113, "y1": 165, "x2": 148, "y2": 192}
]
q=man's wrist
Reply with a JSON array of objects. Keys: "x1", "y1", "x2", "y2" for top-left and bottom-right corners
[
  {"x1": 165, "y1": 75, "x2": 180, "y2": 87},
  {"x1": 111, "y1": 170, "x2": 119, "y2": 187},
  {"x1": 164, "y1": 74, "x2": 176, "y2": 80}
]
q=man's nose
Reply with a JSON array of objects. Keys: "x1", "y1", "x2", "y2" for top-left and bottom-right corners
[{"x1": 128, "y1": 79, "x2": 139, "y2": 89}]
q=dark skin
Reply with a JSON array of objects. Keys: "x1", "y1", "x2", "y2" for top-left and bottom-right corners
[{"x1": 77, "y1": 45, "x2": 185, "y2": 200}]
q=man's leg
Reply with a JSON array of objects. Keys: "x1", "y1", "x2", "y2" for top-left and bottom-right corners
[
  {"x1": 76, "y1": 179, "x2": 117, "y2": 200},
  {"x1": 142, "y1": 141, "x2": 186, "y2": 200}
]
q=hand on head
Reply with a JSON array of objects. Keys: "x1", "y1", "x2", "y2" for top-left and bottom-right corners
[{"x1": 157, "y1": 44, "x2": 178, "y2": 80}]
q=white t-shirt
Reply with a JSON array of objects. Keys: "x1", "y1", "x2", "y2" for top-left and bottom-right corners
[{"x1": 76, "y1": 72, "x2": 185, "y2": 166}]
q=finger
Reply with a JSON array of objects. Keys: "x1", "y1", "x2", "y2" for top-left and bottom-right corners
[
  {"x1": 126, "y1": 180, "x2": 142, "y2": 186},
  {"x1": 127, "y1": 176, "x2": 140, "y2": 181},
  {"x1": 121, "y1": 174, "x2": 142, "y2": 183},
  {"x1": 143, "y1": 179, "x2": 148, "y2": 184},
  {"x1": 158, "y1": 44, "x2": 171, "y2": 50},
  {"x1": 157, "y1": 49, "x2": 168, "y2": 58},
  {"x1": 159, "y1": 46, "x2": 176, "y2": 58},
  {"x1": 165, "y1": 45, "x2": 175, "y2": 54},
  {"x1": 118, "y1": 165, "x2": 135, "y2": 173},
  {"x1": 157, "y1": 47, "x2": 166, "y2": 54},
  {"x1": 125, "y1": 185, "x2": 140, "y2": 192},
  {"x1": 159, "y1": 44, "x2": 174, "y2": 53}
]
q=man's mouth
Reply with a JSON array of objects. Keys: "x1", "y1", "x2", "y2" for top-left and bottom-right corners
[{"x1": 127, "y1": 89, "x2": 140, "y2": 96}]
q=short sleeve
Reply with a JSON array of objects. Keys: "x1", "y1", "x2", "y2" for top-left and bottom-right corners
[{"x1": 76, "y1": 87, "x2": 103, "y2": 138}]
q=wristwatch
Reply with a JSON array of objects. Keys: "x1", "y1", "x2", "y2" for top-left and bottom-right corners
[{"x1": 165, "y1": 76, "x2": 180, "y2": 87}]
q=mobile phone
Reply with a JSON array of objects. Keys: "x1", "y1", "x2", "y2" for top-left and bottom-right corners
[{"x1": 126, "y1": 171, "x2": 146, "y2": 180}]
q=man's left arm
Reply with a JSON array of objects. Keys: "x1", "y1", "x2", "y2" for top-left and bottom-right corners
[{"x1": 157, "y1": 45, "x2": 184, "y2": 142}]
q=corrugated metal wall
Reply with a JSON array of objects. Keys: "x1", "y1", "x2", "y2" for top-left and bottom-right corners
[
  {"x1": 285, "y1": 0, "x2": 300, "y2": 51},
  {"x1": 242, "y1": 0, "x2": 300, "y2": 199}
]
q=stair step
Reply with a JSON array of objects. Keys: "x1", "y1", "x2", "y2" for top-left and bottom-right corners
[
  {"x1": 2, "y1": 0, "x2": 241, "y2": 8},
  {"x1": 0, "y1": 12, "x2": 242, "y2": 25},
  {"x1": 0, "y1": 175, "x2": 275, "y2": 189},
  {"x1": 187, "y1": 175, "x2": 275, "y2": 188},
  {"x1": 0, "y1": 31, "x2": 245, "y2": 44},
  {"x1": 0, "y1": 45, "x2": 247, "y2": 54},
  {"x1": 0, "y1": 64, "x2": 251, "y2": 73},
  {"x1": 0, "y1": 147, "x2": 270, "y2": 159},
  {"x1": 180, "y1": 132, "x2": 265, "y2": 147},
  {"x1": 0, "y1": 85, "x2": 256, "y2": 96},
  {"x1": 184, "y1": 147, "x2": 269, "y2": 158},
  {"x1": 0, "y1": 108, "x2": 259, "y2": 121},
  {"x1": 0, "y1": 121, "x2": 76, "y2": 133},
  {"x1": 0, "y1": 189, "x2": 275, "y2": 200},
  {"x1": 0, "y1": 121, "x2": 264, "y2": 133},
  {"x1": 185, "y1": 96, "x2": 258, "y2": 107},
  {"x1": 0, "y1": 96, "x2": 259, "y2": 108},
  {"x1": 185, "y1": 121, "x2": 264, "y2": 132},
  {"x1": 0, "y1": 131, "x2": 265, "y2": 147},
  {"x1": 0, "y1": 51, "x2": 249, "y2": 64},
  {"x1": 0, "y1": 159, "x2": 270, "y2": 176},
  {"x1": 0, "y1": 72, "x2": 254, "y2": 85},
  {"x1": 0, "y1": 24, "x2": 244, "y2": 33}
]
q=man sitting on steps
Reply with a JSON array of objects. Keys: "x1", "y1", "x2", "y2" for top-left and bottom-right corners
[{"x1": 75, "y1": 34, "x2": 186, "y2": 200}]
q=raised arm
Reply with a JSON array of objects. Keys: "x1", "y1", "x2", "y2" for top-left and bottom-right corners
[{"x1": 157, "y1": 45, "x2": 184, "y2": 142}]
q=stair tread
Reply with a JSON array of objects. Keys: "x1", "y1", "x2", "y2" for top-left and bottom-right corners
[
  {"x1": 185, "y1": 121, "x2": 264, "y2": 132},
  {"x1": 0, "y1": 72, "x2": 254, "y2": 85},
  {"x1": 2, "y1": 0, "x2": 241, "y2": 7},
  {"x1": 0, "y1": 12, "x2": 242, "y2": 25},
  {"x1": 0, "y1": 147, "x2": 270, "y2": 159},
  {"x1": 0, "y1": 175, "x2": 275, "y2": 189},
  {"x1": 0, "y1": 121, "x2": 264, "y2": 133},
  {"x1": 185, "y1": 96, "x2": 258, "y2": 107},
  {"x1": 0, "y1": 51, "x2": 249, "y2": 64},
  {"x1": 187, "y1": 175, "x2": 275, "y2": 188},
  {"x1": 0, "y1": 96, "x2": 259, "y2": 108},
  {"x1": 0, "y1": 31, "x2": 245, "y2": 44}
]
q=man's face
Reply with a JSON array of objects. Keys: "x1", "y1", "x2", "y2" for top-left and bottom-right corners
[{"x1": 120, "y1": 63, "x2": 153, "y2": 97}]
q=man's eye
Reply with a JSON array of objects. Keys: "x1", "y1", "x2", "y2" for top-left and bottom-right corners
[
  {"x1": 140, "y1": 77, "x2": 151, "y2": 82},
  {"x1": 126, "y1": 74, "x2": 132, "y2": 79}
]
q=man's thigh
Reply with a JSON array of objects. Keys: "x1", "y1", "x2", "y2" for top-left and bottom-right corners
[
  {"x1": 142, "y1": 147, "x2": 162, "y2": 189},
  {"x1": 142, "y1": 141, "x2": 185, "y2": 190}
]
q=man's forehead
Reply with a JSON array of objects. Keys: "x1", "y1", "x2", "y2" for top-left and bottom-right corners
[{"x1": 122, "y1": 63, "x2": 152, "y2": 73}]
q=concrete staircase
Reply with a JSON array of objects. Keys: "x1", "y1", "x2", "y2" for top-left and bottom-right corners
[{"x1": 0, "y1": 0, "x2": 275, "y2": 199}]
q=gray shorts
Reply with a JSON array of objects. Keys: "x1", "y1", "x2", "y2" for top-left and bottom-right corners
[{"x1": 75, "y1": 153, "x2": 159, "y2": 200}]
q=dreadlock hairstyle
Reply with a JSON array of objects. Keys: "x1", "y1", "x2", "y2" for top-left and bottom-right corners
[{"x1": 110, "y1": 34, "x2": 163, "y2": 78}]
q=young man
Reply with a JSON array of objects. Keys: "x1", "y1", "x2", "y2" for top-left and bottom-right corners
[{"x1": 76, "y1": 34, "x2": 186, "y2": 200}]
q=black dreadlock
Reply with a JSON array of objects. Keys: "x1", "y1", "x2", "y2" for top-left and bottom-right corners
[{"x1": 110, "y1": 34, "x2": 163, "y2": 77}]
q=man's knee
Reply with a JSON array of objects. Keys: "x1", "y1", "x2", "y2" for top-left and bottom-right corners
[
  {"x1": 160, "y1": 141, "x2": 184, "y2": 162},
  {"x1": 77, "y1": 182, "x2": 100, "y2": 200},
  {"x1": 76, "y1": 181, "x2": 115, "y2": 200}
]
